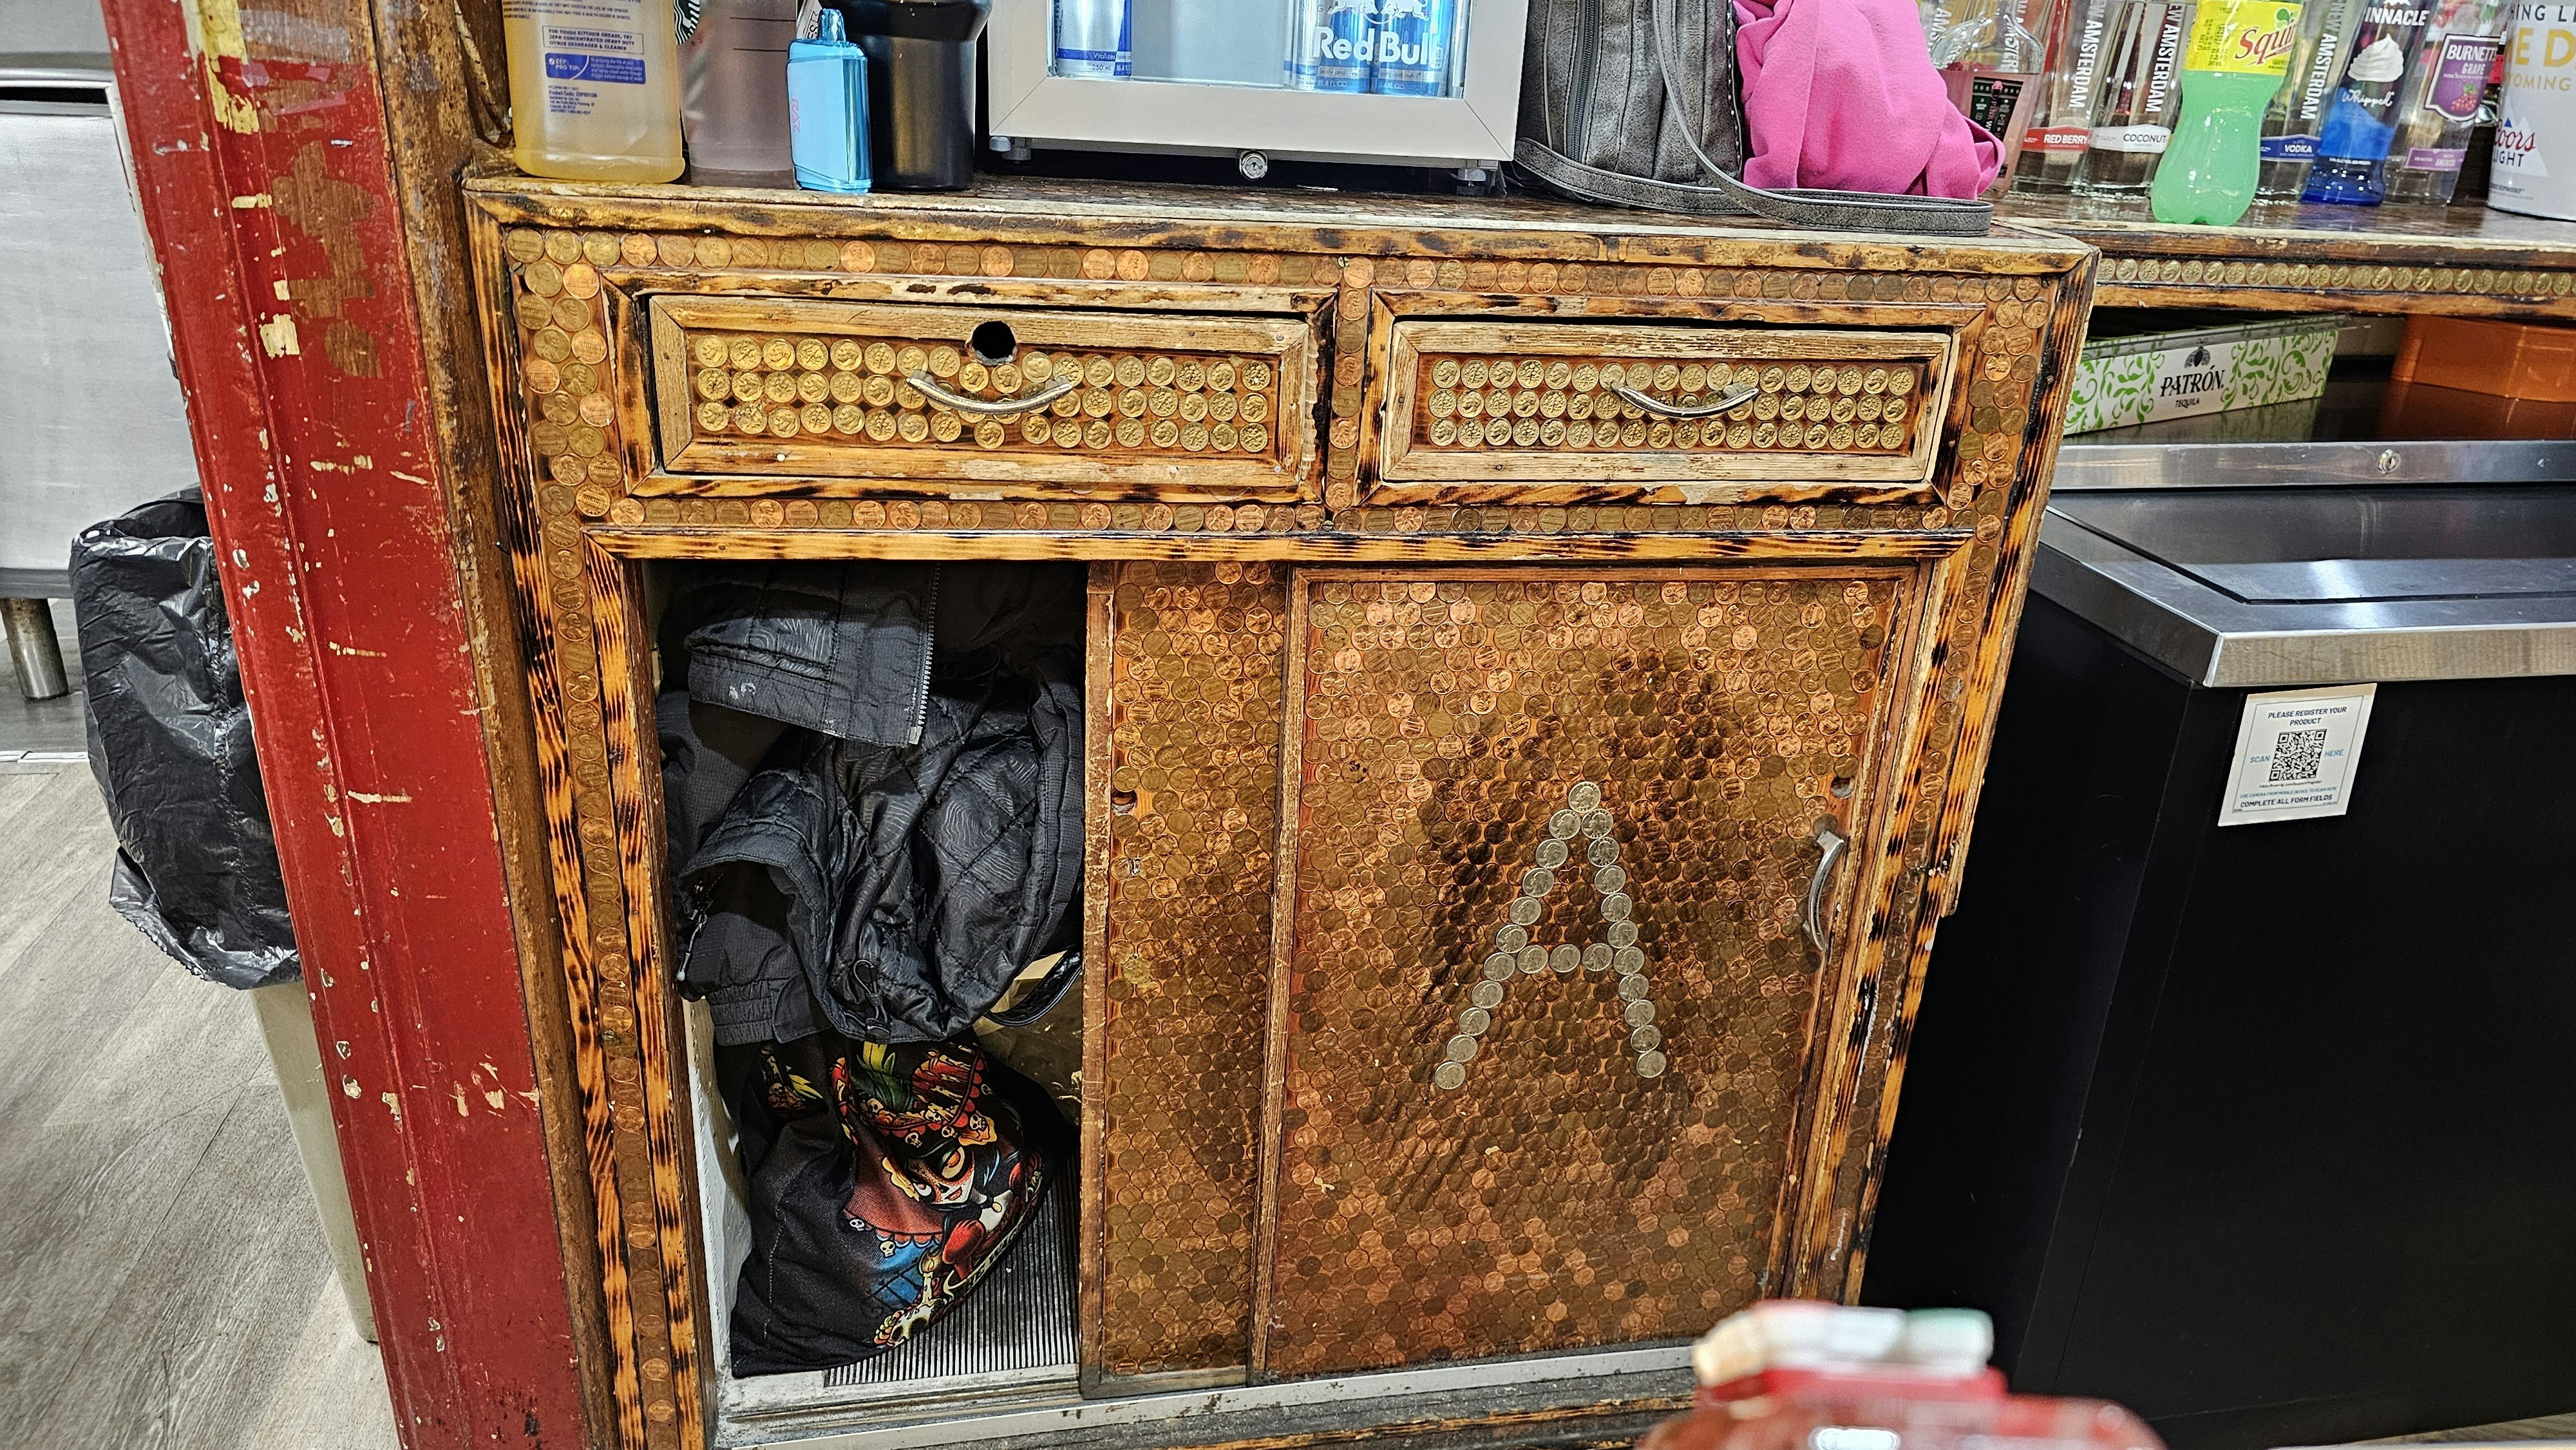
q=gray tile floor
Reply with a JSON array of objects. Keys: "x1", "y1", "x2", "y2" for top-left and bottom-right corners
[
  {"x1": 0, "y1": 625, "x2": 396, "y2": 1448},
  {"x1": 1, "y1": 599, "x2": 88, "y2": 758}
]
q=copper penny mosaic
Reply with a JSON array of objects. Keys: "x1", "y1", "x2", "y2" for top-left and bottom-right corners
[
  {"x1": 672, "y1": 328, "x2": 1280, "y2": 458},
  {"x1": 1261, "y1": 569, "x2": 1908, "y2": 1379},
  {"x1": 1094, "y1": 561, "x2": 1291, "y2": 1377},
  {"x1": 1408, "y1": 355, "x2": 1926, "y2": 457}
]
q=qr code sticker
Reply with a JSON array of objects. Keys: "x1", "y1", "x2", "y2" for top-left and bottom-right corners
[{"x1": 2268, "y1": 727, "x2": 2327, "y2": 784}]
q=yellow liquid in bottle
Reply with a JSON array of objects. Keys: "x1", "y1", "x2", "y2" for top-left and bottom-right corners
[{"x1": 502, "y1": 0, "x2": 686, "y2": 182}]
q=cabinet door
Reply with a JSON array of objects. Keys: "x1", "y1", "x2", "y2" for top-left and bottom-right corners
[{"x1": 1253, "y1": 564, "x2": 1927, "y2": 1379}]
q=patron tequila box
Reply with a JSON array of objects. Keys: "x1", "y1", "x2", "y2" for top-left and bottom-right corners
[{"x1": 2067, "y1": 312, "x2": 2342, "y2": 433}]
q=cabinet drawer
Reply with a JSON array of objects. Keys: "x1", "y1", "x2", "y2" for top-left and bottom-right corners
[
  {"x1": 647, "y1": 296, "x2": 1318, "y2": 497},
  {"x1": 1376, "y1": 319, "x2": 1956, "y2": 494}
]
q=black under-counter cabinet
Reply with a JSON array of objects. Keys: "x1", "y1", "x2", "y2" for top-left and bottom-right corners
[{"x1": 1864, "y1": 467, "x2": 2576, "y2": 1450}]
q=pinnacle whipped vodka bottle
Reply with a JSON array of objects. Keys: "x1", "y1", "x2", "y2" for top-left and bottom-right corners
[
  {"x1": 2304, "y1": 0, "x2": 2444, "y2": 199},
  {"x1": 1370, "y1": 0, "x2": 1461, "y2": 95},
  {"x1": 1054, "y1": 0, "x2": 1135, "y2": 77},
  {"x1": 1285, "y1": 0, "x2": 1379, "y2": 91}
]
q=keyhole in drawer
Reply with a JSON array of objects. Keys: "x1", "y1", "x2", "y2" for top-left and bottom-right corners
[{"x1": 969, "y1": 319, "x2": 1017, "y2": 366}]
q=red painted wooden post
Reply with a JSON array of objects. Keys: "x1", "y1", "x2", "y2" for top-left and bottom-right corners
[{"x1": 95, "y1": 1, "x2": 595, "y2": 1444}]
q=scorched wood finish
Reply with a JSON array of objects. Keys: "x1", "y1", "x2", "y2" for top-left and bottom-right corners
[{"x1": 463, "y1": 168, "x2": 2095, "y2": 1450}]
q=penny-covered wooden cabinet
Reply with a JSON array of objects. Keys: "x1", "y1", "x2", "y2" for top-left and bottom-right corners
[{"x1": 464, "y1": 169, "x2": 2094, "y2": 1450}]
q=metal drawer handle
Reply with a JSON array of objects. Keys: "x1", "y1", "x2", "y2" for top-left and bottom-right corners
[
  {"x1": 1803, "y1": 821, "x2": 1849, "y2": 961},
  {"x1": 1604, "y1": 380, "x2": 1760, "y2": 419},
  {"x1": 906, "y1": 371, "x2": 1080, "y2": 417}
]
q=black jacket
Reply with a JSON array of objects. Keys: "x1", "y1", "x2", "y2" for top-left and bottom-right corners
[{"x1": 660, "y1": 563, "x2": 1084, "y2": 1045}]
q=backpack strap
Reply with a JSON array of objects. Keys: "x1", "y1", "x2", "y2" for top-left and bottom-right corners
[{"x1": 1516, "y1": 137, "x2": 1994, "y2": 235}]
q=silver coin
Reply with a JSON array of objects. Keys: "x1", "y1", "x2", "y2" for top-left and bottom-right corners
[
  {"x1": 1624, "y1": 998, "x2": 1656, "y2": 1028},
  {"x1": 1636, "y1": 1048, "x2": 1668, "y2": 1078},
  {"x1": 1509, "y1": 896, "x2": 1542, "y2": 926},
  {"x1": 1550, "y1": 943, "x2": 1581, "y2": 973},
  {"x1": 1535, "y1": 839, "x2": 1570, "y2": 869},
  {"x1": 1548, "y1": 809, "x2": 1580, "y2": 840},
  {"x1": 1495, "y1": 924, "x2": 1530, "y2": 954},
  {"x1": 1567, "y1": 782, "x2": 1602, "y2": 811},
  {"x1": 1580, "y1": 808, "x2": 1613, "y2": 838},
  {"x1": 1583, "y1": 942, "x2": 1613, "y2": 972},
  {"x1": 1445, "y1": 1034, "x2": 1479, "y2": 1063},
  {"x1": 1518, "y1": 945, "x2": 1549, "y2": 974},
  {"x1": 1617, "y1": 972, "x2": 1651, "y2": 1001},
  {"x1": 1630, "y1": 1024, "x2": 1662, "y2": 1053},
  {"x1": 1587, "y1": 837, "x2": 1620, "y2": 867},
  {"x1": 1484, "y1": 952, "x2": 1518, "y2": 982},
  {"x1": 1601, "y1": 893, "x2": 1633, "y2": 921},
  {"x1": 1459, "y1": 1006, "x2": 1492, "y2": 1035},
  {"x1": 1608, "y1": 920, "x2": 1638, "y2": 948},
  {"x1": 1592, "y1": 864, "x2": 1627, "y2": 895},
  {"x1": 1471, "y1": 980, "x2": 1506, "y2": 1009},
  {"x1": 1434, "y1": 1061, "x2": 1468, "y2": 1091},
  {"x1": 1612, "y1": 945, "x2": 1646, "y2": 974},
  {"x1": 1522, "y1": 867, "x2": 1556, "y2": 896}
]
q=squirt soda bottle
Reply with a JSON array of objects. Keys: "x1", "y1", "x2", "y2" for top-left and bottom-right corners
[{"x1": 2151, "y1": 0, "x2": 2307, "y2": 221}]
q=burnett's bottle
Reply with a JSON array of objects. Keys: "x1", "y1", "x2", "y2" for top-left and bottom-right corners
[
  {"x1": 2376, "y1": 0, "x2": 2509, "y2": 200},
  {"x1": 2256, "y1": 0, "x2": 2368, "y2": 196},
  {"x1": 2151, "y1": 0, "x2": 2307, "y2": 223},
  {"x1": 502, "y1": 0, "x2": 687, "y2": 181},
  {"x1": 2075, "y1": 0, "x2": 2192, "y2": 193},
  {"x1": 2016, "y1": 0, "x2": 2125, "y2": 191}
]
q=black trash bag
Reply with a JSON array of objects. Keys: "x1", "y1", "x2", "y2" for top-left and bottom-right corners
[{"x1": 71, "y1": 491, "x2": 298, "y2": 989}]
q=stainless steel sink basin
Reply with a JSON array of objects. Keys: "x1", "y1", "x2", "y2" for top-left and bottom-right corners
[{"x1": 2034, "y1": 485, "x2": 2576, "y2": 687}]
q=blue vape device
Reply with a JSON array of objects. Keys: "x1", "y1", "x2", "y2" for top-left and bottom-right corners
[{"x1": 788, "y1": 7, "x2": 873, "y2": 193}]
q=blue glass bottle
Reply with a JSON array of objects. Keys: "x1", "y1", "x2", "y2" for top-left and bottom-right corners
[{"x1": 788, "y1": 7, "x2": 873, "y2": 193}]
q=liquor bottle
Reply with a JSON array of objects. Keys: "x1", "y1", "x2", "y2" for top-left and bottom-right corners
[
  {"x1": 502, "y1": 0, "x2": 686, "y2": 182},
  {"x1": 2256, "y1": 0, "x2": 2368, "y2": 195},
  {"x1": 1285, "y1": 0, "x2": 1378, "y2": 90},
  {"x1": 2016, "y1": 0, "x2": 2125, "y2": 191},
  {"x1": 2303, "y1": 0, "x2": 2445, "y2": 200},
  {"x1": 2075, "y1": 0, "x2": 2191, "y2": 193},
  {"x1": 2378, "y1": 0, "x2": 2510, "y2": 200},
  {"x1": 2151, "y1": 0, "x2": 2307, "y2": 222},
  {"x1": 1054, "y1": 0, "x2": 1135, "y2": 77},
  {"x1": 1938, "y1": 0, "x2": 2055, "y2": 191}
]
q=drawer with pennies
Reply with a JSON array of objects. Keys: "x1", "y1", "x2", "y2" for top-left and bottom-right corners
[
  {"x1": 645, "y1": 296, "x2": 1320, "y2": 498},
  {"x1": 1373, "y1": 318, "x2": 1958, "y2": 498}
]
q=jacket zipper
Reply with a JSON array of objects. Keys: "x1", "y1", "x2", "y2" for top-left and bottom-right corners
[{"x1": 907, "y1": 563, "x2": 940, "y2": 747}]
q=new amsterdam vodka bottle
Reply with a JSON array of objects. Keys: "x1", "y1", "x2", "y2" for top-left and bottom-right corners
[
  {"x1": 2076, "y1": 0, "x2": 2191, "y2": 192},
  {"x1": 1054, "y1": 0, "x2": 1134, "y2": 77},
  {"x1": 2017, "y1": 0, "x2": 2124, "y2": 191},
  {"x1": 1285, "y1": 0, "x2": 1378, "y2": 89},
  {"x1": 2304, "y1": 0, "x2": 2443, "y2": 199},
  {"x1": 2258, "y1": 0, "x2": 2369, "y2": 196},
  {"x1": 2379, "y1": 0, "x2": 2509, "y2": 200},
  {"x1": 1370, "y1": 0, "x2": 1461, "y2": 95}
]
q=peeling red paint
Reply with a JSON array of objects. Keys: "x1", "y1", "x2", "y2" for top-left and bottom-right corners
[{"x1": 99, "y1": 1, "x2": 591, "y2": 1446}]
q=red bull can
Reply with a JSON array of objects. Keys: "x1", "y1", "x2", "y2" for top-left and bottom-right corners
[
  {"x1": 1368, "y1": 0, "x2": 1458, "y2": 95},
  {"x1": 1285, "y1": 0, "x2": 1378, "y2": 91}
]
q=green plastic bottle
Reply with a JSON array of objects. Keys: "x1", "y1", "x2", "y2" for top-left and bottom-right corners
[{"x1": 2150, "y1": 0, "x2": 2307, "y2": 223}]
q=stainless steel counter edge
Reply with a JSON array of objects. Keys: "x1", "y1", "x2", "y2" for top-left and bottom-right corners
[
  {"x1": 2052, "y1": 438, "x2": 2576, "y2": 491},
  {"x1": 2032, "y1": 519, "x2": 2576, "y2": 689}
]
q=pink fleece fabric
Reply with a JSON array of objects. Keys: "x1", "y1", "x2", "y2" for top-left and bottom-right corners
[{"x1": 1733, "y1": 0, "x2": 2001, "y2": 198}]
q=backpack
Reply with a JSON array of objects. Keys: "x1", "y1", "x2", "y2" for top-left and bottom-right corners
[{"x1": 1515, "y1": 0, "x2": 1997, "y2": 234}]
